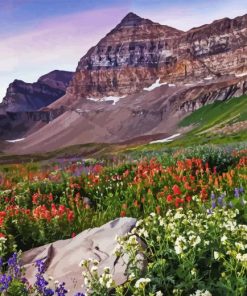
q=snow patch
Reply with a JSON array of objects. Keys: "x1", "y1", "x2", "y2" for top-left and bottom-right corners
[
  {"x1": 168, "y1": 83, "x2": 176, "y2": 87},
  {"x1": 235, "y1": 72, "x2": 247, "y2": 77},
  {"x1": 144, "y1": 79, "x2": 167, "y2": 91},
  {"x1": 6, "y1": 138, "x2": 25, "y2": 143},
  {"x1": 204, "y1": 77, "x2": 213, "y2": 80},
  {"x1": 87, "y1": 96, "x2": 125, "y2": 105},
  {"x1": 149, "y1": 133, "x2": 181, "y2": 144}
]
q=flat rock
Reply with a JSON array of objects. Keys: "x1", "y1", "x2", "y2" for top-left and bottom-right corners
[{"x1": 22, "y1": 217, "x2": 137, "y2": 295}]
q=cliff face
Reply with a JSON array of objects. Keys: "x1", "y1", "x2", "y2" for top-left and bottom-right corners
[
  {"x1": 67, "y1": 12, "x2": 247, "y2": 99},
  {"x1": 6, "y1": 74, "x2": 247, "y2": 154},
  {"x1": 0, "y1": 70, "x2": 73, "y2": 139},
  {"x1": 1, "y1": 70, "x2": 73, "y2": 112},
  {"x1": 2, "y1": 12, "x2": 247, "y2": 152}
]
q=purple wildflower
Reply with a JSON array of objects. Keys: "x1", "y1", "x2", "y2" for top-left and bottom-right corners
[
  {"x1": 55, "y1": 282, "x2": 68, "y2": 295},
  {"x1": 35, "y1": 259, "x2": 46, "y2": 274},
  {"x1": 234, "y1": 188, "x2": 240, "y2": 198},
  {"x1": 207, "y1": 209, "x2": 213, "y2": 215},
  {"x1": 0, "y1": 274, "x2": 12, "y2": 292},
  {"x1": 34, "y1": 258, "x2": 54, "y2": 296},
  {"x1": 7, "y1": 253, "x2": 21, "y2": 278},
  {"x1": 239, "y1": 187, "x2": 244, "y2": 194},
  {"x1": 217, "y1": 197, "x2": 223, "y2": 206},
  {"x1": 210, "y1": 192, "x2": 215, "y2": 200}
]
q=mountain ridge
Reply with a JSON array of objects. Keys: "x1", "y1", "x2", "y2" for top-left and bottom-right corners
[
  {"x1": 1, "y1": 70, "x2": 73, "y2": 112},
  {"x1": 63, "y1": 11, "x2": 247, "y2": 101},
  {"x1": 0, "y1": 70, "x2": 73, "y2": 139},
  {"x1": 1, "y1": 11, "x2": 247, "y2": 154}
]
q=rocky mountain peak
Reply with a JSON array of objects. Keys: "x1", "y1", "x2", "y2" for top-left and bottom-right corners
[
  {"x1": 38, "y1": 70, "x2": 73, "y2": 85},
  {"x1": 38, "y1": 70, "x2": 74, "y2": 90},
  {"x1": 119, "y1": 12, "x2": 151, "y2": 27},
  {"x1": 1, "y1": 70, "x2": 73, "y2": 112}
]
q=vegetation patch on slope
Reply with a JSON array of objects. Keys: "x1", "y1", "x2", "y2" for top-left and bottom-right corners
[
  {"x1": 169, "y1": 95, "x2": 247, "y2": 147},
  {"x1": 0, "y1": 145, "x2": 246, "y2": 295}
]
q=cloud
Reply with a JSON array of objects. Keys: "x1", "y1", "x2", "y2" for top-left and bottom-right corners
[
  {"x1": 0, "y1": 6, "x2": 129, "y2": 100},
  {"x1": 134, "y1": 0, "x2": 247, "y2": 30},
  {"x1": 0, "y1": 0, "x2": 246, "y2": 100}
]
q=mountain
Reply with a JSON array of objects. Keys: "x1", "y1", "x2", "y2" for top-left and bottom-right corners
[
  {"x1": 66, "y1": 12, "x2": 183, "y2": 99},
  {"x1": 2, "y1": 12, "x2": 247, "y2": 154},
  {"x1": 0, "y1": 70, "x2": 73, "y2": 139},
  {"x1": 63, "y1": 12, "x2": 247, "y2": 100},
  {"x1": 1, "y1": 70, "x2": 73, "y2": 112}
]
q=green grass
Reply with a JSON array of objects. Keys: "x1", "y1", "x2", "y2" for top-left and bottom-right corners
[
  {"x1": 1, "y1": 96, "x2": 246, "y2": 163},
  {"x1": 169, "y1": 95, "x2": 247, "y2": 146},
  {"x1": 179, "y1": 95, "x2": 247, "y2": 129}
]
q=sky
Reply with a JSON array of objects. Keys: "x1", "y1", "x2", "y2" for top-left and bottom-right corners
[{"x1": 0, "y1": 0, "x2": 246, "y2": 100}]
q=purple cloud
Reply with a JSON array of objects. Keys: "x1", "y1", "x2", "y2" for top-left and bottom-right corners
[{"x1": 0, "y1": 6, "x2": 129, "y2": 99}]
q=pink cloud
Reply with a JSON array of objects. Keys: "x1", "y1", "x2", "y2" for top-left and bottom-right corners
[
  {"x1": 135, "y1": 0, "x2": 247, "y2": 31},
  {"x1": 0, "y1": 6, "x2": 129, "y2": 99}
]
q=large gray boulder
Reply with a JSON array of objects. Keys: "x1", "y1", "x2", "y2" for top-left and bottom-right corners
[{"x1": 22, "y1": 217, "x2": 137, "y2": 294}]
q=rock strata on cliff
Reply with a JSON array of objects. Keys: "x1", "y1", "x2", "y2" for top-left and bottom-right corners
[
  {"x1": 2, "y1": 12, "x2": 247, "y2": 153},
  {"x1": 66, "y1": 12, "x2": 247, "y2": 99},
  {"x1": 0, "y1": 70, "x2": 73, "y2": 139},
  {"x1": 1, "y1": 70, "x2": 73, "y2": 112}
]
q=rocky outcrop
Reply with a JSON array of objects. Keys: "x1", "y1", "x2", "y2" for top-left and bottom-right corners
[
  {"x1": 67, "y1": 12, "x2": 247, "y2": 99},
  {"x1": 0, "y1": 107, "x2": 66, "y2": 139},
  {"x1": 7, "y1": 74, "x2": 247, "y2": 154},
  {"x1": 38, "y1": 70, "x2": 74, "y2": 91},
  {"x1": 22, "y1": 218, "x2": 141, "y2": 295},
  {"x1": 2, "y1": 12, "x2": 247, "y2": 152},
  {"x1": 0, "y1": 70, "x2": 73, "y2": 139},
  {"x1": 178, "y1": 77, "x2": 247, "y2": 113},
  {"x1": 1, "y1": 70, "x2": 73, "y2": 112}
]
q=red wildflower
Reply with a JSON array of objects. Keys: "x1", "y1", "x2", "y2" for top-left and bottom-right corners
[
  {"x1": 184, "y1": 182, "x2": 192, "y2": 190},
  {"x1": 200, "y1": 188, "x2": 208, "y2": 200},
  {"x1": 32, "y1": 193, "x2": 40, "y2": 205},
  {"x1": 122, "y1": 203, "x2": 128, "y2": 210},
  {"x1": 123, "y1": 170, "x2": 129, "y2": 177},
  {"x1": 175, "y1": 197, "x2": 184, "y2": 208},
  {"x1": 190, "y1": 175, "x2": 195, "y2": 181},
  {"x1": 163, "y1": 186, "x2": 168, "y2": 192},
  {"x1": 58, "y1": 205, "x2": 66, "y2": 214},
  {"x1": 166, "y1": 194, "x2": 173, "y2": 203},
  {"x1": 156, "y1": 206, "x2": 161, "y2": 215},
  {"x1": 133, "y1": 200, "x2": 140, "y2": 208},
  {"x1": 172, "y1": 185, "x2": 181, "y2": 195},
  {"x1": 182, "y1": 176, "x2": 187, "y2": 182},
  {"x1": 120, "y1": 210, "x2": 126, "y2": 217},
  {"x1": 67, "y1": 211, "x2": 74, "y2": 222},
  {"x1": 186, "y1": 196, "x2": 192, "y2": 202},
  {"x1": 48, "y1": 193, "x2": 53, "y2": 202}
]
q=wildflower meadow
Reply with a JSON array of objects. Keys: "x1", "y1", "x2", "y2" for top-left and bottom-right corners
[{"x1": 0, "y1": 145, "x2": 246, "y2": 295}]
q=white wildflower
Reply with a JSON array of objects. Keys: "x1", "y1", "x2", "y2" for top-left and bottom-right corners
[
  {"x1": 235, "y1": 242, "x2": 245, "y2": 250},
  {"x1": 214, "y1": 251, "x2": 219, "y2": 260},
  {"x1": 91, "y1": 265, "x2": 98, "y2": 272},
  {"x1": 191, "y1": 236, "x2": 201, "y2": 247},
  {"x1": 221, "y1": 235, "x2": 227, "y2": 244},
  {"x1": 134, "y1": 278, "x2": 151, "y2": 288}
]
